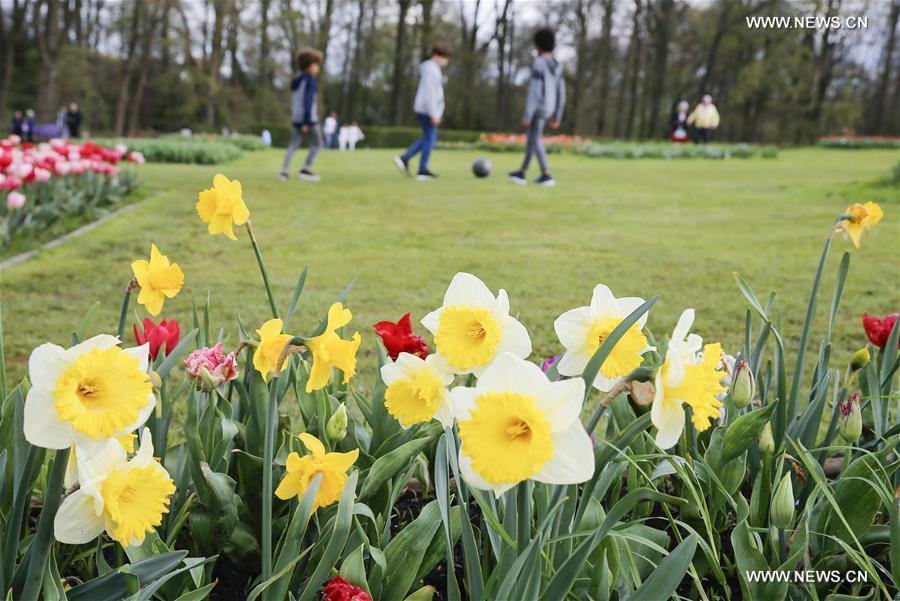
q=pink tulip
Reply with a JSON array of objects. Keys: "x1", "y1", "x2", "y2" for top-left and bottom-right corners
[
  {"x1": 6, "y1": 191, "x2": 25, "y2": 209},
  {"x1": 184, "y1": 343, "x2": 239, "y2": 391}
]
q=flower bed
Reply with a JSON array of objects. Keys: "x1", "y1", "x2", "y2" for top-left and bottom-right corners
[
  {"x1": 0, "y1": 173, "x2": 895, "y2": 601},
  {"x1": 456, "y1": 134, "x2": 778, "y2": 159},
  {"x1": 0, "y1": 136, "x2": 141, "y2": 252},
  {"x1": 817, "y1": 135, "x2": 900, "y2": 149},
  {"x1": 91, "y1": 136, "x2": 247, "y2": 164}
]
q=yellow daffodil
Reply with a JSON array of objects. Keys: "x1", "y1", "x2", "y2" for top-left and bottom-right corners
[
  {"x1": 651, "y1": 309, "x2": 725, "y2": 449},
  {"x1": 381, "y1": 353, "x2": 454, "y2": 429},
  {"x1": 196, "y1": 174, "x2": 250, "y2": 240},
  {"x1": 275, "y1": 433, "x2": 359, "y2": 510},
  {"x1": 840, "y1": 201, "x2": 883, "y2": 249},
  {"x1": 422, "y1": 273, "x2": 531, "y2": 375},
  {"x1": 25, "y1": 335, "x2": 154, "y2": 452},
  {"x1": 305, "y1": 303, "x2": 361, "y2": 393},
  {"x1": 554, "y1": 284, "x2": 653, "y2": 391},
  {"x1": 131, "y1": 243, "x2": 184, "y2": 316},
  {"x1": 55, "y1": 429, "x2": 175, "y2": 547},
  {"x1": 253, "y1": 318, "x2": 292, "y2": 382},
  {"x1": 453, "y1": 353, "x2": 593, "y2": 497}
]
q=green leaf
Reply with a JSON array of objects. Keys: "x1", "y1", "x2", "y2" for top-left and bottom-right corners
[
  {"x1": 381, "y1": 500, "x2": 444, "y2": 600},
  {"x1": 297, "y1": 471, "x2": 358, "y2": 601},
  {"x1": 174, "y1": 583, "x2": 217, "y2": 601},
  {"x1": 715, "y1": 400, "x2": 778, "y2": 469},
  {"x1": 404, "y1": 586, "x2": 437, "y2": 601},
  {"x1": 358, "y1": 434, "x2": 435, "y2": 500},
  {"x1": 67, "y1": 552, "x2": 189, "y2": 601},
  {"x1": 626, "y1": 534, "x2": 697, "y2": 601}
]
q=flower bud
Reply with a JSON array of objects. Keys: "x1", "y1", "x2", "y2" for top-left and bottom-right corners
[
  {"x1": 849, "y1": 347, "x2": 870, "y2": 372},
  {"x1": 149, "y1": 369, "x2": 162, "y2": 391},
  {"x1": 731, "y1": 359, "x2": 755, "y2": 408},
  {"x1": 326, "y1": 403, "x2": 348, "y2": 441},
  {"x1": 838, "y1": 393, "x2": 862, "y2": 442},
  {"x1": 185, "y1": 343, "x2": 239, "y2": 391},
  {"x1": 758, "y1": 422, "x2": 775, "y2": 455},
  {"x1": 770, "y1": 471, "x2": 795, "y2": 530}
]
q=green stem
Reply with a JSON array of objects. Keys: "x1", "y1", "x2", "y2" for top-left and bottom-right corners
[
  {"x1": 0, "y1": 294, "x2": 7, "y2": 400},
  {"x1": 117, "y1": 278, "x2": 137, "y2": 341},
  {"x1": 20, "y1": 448, "x2": 70, "y2": 601},
  {"x1": 246, "y1": 221, "x2": 280, "y2": 319},
  {"x1": 261, "y1": 381, "x2": 279, "y2": 581}
]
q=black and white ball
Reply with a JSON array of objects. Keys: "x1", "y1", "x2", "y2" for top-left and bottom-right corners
[{"x1": 471, "y1": 158, "x2": 492, "y2": 178}]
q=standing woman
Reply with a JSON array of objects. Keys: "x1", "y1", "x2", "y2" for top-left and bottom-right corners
[
  {"x1": 670, "y1": 101, "x2": 690, "y2": 143},
  {"x1": 686, "y1": 94, "x2": 720, "y2": 144}
]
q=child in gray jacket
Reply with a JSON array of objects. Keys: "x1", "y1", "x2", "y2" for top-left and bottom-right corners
[{"x1": 509, "y1": 28, "x2": 565, "y2": 186}]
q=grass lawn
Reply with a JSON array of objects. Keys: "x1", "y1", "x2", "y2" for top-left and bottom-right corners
[{"x1": 1, "y1": 147, "x2": 897, "y2": 384}]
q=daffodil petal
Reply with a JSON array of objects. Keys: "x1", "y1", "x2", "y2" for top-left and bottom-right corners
[
  {"x1": 443, "y1": 272, "x2": 496, "y2": 309},
  {"x1": 27, "y1": 342, "x2": 69, "y2": 392},
  {"x1": 299, "y1": 432, "x2": 326, "y2": 457},
  {"x1": 615, "y1": 297, "x2": 649, "y2": 329},
  {"x1": 554, "y1": 306, "x2": 593, "y2": 349},
  {"x1": 55, "y1": 489, "x2": 106, "y2": 544},
  {"x1": 458, "y1": 447, "x2": 515, "y2": 498},
  {"x1": 534, "y1": 378, "x2": 585, "y2": 432},
  {"x1": 24, "y1": 386, "x2": 73, "y2": 449},
  {"x1": 533, "y1": 421, "x2": 594, "y2": 485},
  {"x1": 449, "y1": 386, "x2": 479, "y2": 421}
]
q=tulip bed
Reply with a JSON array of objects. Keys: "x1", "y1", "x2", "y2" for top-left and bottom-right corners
[
  {"x1": 0, "y1": 165, "x2": 896, "y2": 601},
  {"x1": 0, "y1": 137, "x2": 141, "y2": 253}
]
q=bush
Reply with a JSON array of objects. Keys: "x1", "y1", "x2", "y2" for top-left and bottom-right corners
[
  {"x1": 249, "y1": 122, "x2": 483, "y2": 148},
  {"x1": 93, "y1": 137, "x2": 244, "y2": 164},
  {"x1": 816, "y1": 135, "x2": 900, "y2": 149},
  {"x1": 581, "y1": 141, "x2": 778, "y2": 159}
]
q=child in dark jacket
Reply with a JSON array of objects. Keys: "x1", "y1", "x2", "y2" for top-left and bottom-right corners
[
  {"x1": 280, "y1": 48, "x2": 324, "y2": 182},
  {"x1": 508, "y1": 28, "x2": 565, "y2": 187}
]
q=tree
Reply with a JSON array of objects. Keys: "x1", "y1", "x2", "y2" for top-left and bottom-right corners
[{"x1": 388, "y1": 0, "x2": 412, "y2": 124}]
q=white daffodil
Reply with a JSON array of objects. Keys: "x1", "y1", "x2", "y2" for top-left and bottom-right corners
[
  {"x1": 55, "y1": 428, "x2": 175, "y2": 546},
  {"x1": 554, "y1": 284, "x2": 653, "y2": 391},
  {"x1": 451, "y1": 352, "x2": 594, "y2": 497},
  {"x1": 651, "y1": 309, "x2": 725, "y2": 450},
  {"x1": 422, "y1": 272, "x2": 531, "y2": 375},
  {"x1": 380, "y1": 352, "x2": 455, "y2": 429},
  {"x1": 25, "y1": 334, "x2": 155, "y2": 453}
]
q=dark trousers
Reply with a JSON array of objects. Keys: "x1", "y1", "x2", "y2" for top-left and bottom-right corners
[
  {"x1": 693, "y1": 128, "x2": 712, "y2": 144},
  {"x1": 521, "y1": 117, "x2": 549, "y2": 174},
  {"x1": 401, "y1": 112, "x2": 438, "y2": 173}
]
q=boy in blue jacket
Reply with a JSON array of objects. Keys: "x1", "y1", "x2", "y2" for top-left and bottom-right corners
[
  {"x1": 280, "y1": 48, "x2": 324, "y2": 182},
  {"x1": 509, "y1": 28, "x2": 565, "y2": 186}
]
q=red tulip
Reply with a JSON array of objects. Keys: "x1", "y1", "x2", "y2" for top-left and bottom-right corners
[
  {"x1": 862, "y1": 312, "x2": 899, "y2": 349},
  {"x1": 322, "y1": 576, "x2": 372, "y2": 601},
  {"x1": 133, "y1": 317, "x2": 180, "y2": 360},
  {"x1": 373, "y1": 313, "x2": 428, "y2": 360}
]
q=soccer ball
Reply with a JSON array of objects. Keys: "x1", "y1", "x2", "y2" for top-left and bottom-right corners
[{"x1": 471, "y1": 158, "x2": 492, "y2": 178}]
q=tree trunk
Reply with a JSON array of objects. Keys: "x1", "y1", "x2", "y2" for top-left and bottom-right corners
[
  {"x1": 493, "y1": 0, "x2": 513, "y2": 130},
  {"x1": 389, "y1": 0, "x2": 412, "y2": 124},
  {"x1": 346, "y1": 0, "x2": 367, "y2": 119},
  {"x1": 113, "y1": 0, "x2": 143, "y2": 136},
  {"x1": 595, "y1": 0, "x2": 614, "y2": 135},
  {"x1": 259, "y1": 0, "x2": 271, "y2": 85},
  {"x1": 623, "y1": 0, "x2": 643, "y2": 138},
  {"x1": 206, "y1": 0, "x2": 227, "y2": 128},
  {"x1": 419, "y1": 0, "x2": 434, "y2": 60},
  {"x1": 35, "y1": 0, "x2": 66, "y2": 121},
  {"x1": 646, "y1": 0, "x2": 674, "y2": 138},
  {"x1": 871, "y1": 0, "x2": 899, "y2": 132},
  {"x1": 569, "y1": 0, "x2": 589, "y2": 133}
]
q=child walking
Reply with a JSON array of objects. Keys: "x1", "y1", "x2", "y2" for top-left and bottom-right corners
[
  {"x1": 280, "y1": 48, "x2": 324, "y2": 182},
  {"x1": 393, "y1": 43, "x2": 451, "y2": 181},
  {"x1": 508, "y1": 28, "x2": 565, "y2": 187}
]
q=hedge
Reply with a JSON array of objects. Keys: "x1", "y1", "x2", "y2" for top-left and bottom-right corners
[{"x1": 249, "y1": 122, "x2": 482, "y2": 148}]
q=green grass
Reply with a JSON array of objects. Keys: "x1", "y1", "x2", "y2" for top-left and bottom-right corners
[{"x1": 1, "y1": 148, "x2": 897, "y2": 383}]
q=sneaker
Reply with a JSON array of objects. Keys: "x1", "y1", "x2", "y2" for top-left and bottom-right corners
[
  {"x1": 535, "y1": 174, "x2": 556, "y2": 186},
  {"x1": 416, "y1": 169, "x2": 437, "y2": 181},
  {"x1": 277, "y1": 172, "x2": 288, "y2": 181},
  {"x1": 393, "y1": 156, "x2": 410, "y2": 177},
  {"x1": 299, "y1": 169, "x2": 321, "y2": 182},
  {"x1": 508, "y1": 170, "x2": 527, "y2": 185}
]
